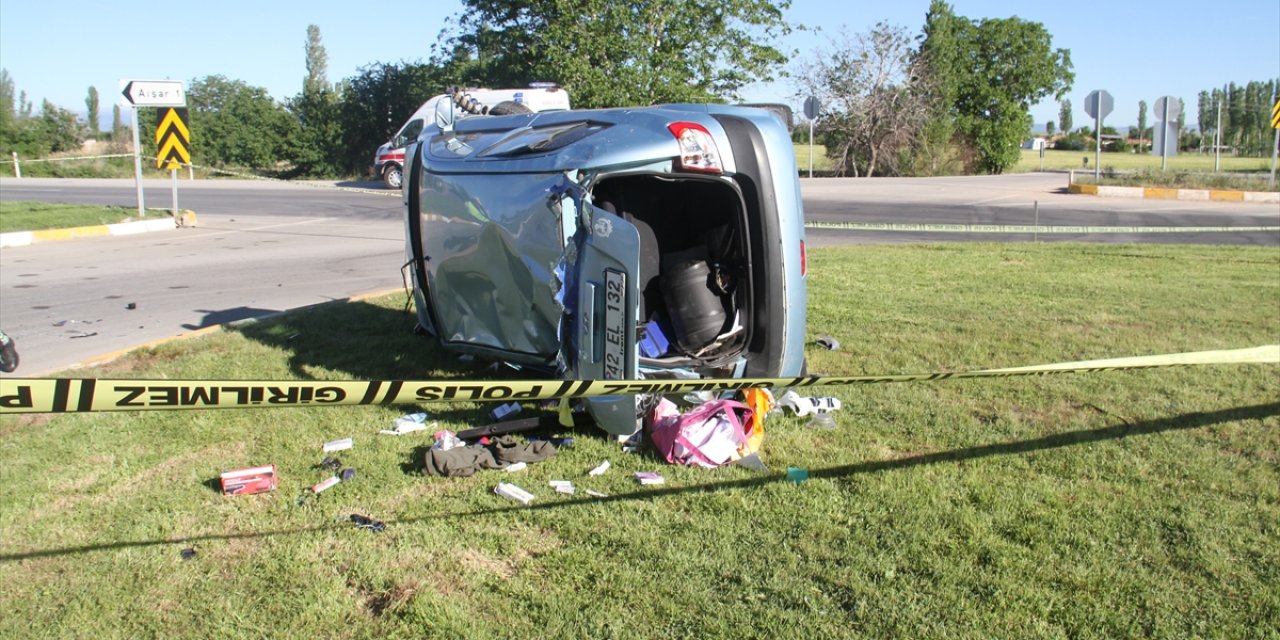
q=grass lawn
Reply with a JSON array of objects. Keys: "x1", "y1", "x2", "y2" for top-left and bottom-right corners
[
  {"x1": 1014, "y1": 148, "x2": 1274, "y2": 175},
  {"x1": 1, "y1": 244, "x2": 1278, "y2": 639},
  {"x1": 0, "y1": 200, "x2": 139, "y2": 233}
]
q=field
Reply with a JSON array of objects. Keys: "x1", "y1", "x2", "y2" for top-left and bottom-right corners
[
  {"x1": 2, "y1": 242, "x2": 1277, "y2": 639},
  {"x1": 1014, "y1": 148, "x2": 1274, "y2": 175}
]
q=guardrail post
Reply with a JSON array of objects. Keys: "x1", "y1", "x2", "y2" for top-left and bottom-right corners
[
  {"x1": 1068, "y1": 169, "x2": 1073, "y2": 188},
  {"x1": 11, "y1": 152, "x2": 19, "y2": 178}
]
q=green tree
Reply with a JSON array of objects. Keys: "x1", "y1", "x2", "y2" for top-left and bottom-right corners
[
  {"x1": 439, "y1": 0, "x2": 794, "y2": 108},
  {"x1": 0, "y1": 69, "x2": 14, "y2": 134},
  {"x1": 111, "y1": 104, "x2": 124, "y2": 142},
  {"x1": 1045, "y1": 120, "x2": 1055, "y2": 136},
  {"x1": 914, "y1": 0, "x2": 964, "y2": 174},
  {"x1": 922, "y1": 9, "x2": 1073, "y2": 173},
  {"x1": 184, "y1": 75, "x2": 297, "y2": 169},
  {"x1": 1136, "y1": 99, "x2": 1147, "y2": 153},
  {"x1": 39, "y1": 99, "x2": 83, "y2": 153},
  {"x1": 1058, "y1": 99, "x2": 1072, "y2": 136},
  {"x1": 287, "y1": 24, "x2": 344, "y2": 177},
  {"x1": 85, "y1": 86, "x2": 100, "y2": 135},
  {"x1": 338, "y1": 61, "x2": 447, "y2": 174}
]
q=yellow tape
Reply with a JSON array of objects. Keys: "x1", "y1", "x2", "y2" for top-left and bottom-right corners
[
  {"x1": 1, "y1": 345, "x2": 1275, "y2": 415},
  {"x1": 805, "y1": 221, "x2": 1280, "y2": 234}
]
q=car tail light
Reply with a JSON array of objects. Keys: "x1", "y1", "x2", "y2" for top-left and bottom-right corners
[
  {"x1": 667, "y1": 122, "x2": 722, "y2": 174},
  {"x1": 800, "y1": 239, "x2": 807, "y2": 276}
]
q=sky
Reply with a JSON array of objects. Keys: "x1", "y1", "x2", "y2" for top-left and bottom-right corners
[{"x1": 1, "y1": 0, "x2": 1277, "y2": 131}]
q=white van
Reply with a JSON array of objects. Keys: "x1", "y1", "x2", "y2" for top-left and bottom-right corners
[{"x1": 371, "y1": 86, "x2": 571, "y2": 188}]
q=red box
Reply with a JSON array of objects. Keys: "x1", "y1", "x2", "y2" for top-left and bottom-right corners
[{"x1": 220, "y1": 464, "x2": 278, "y2": 496}]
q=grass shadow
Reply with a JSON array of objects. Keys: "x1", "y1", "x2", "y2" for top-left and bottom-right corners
[{"x1": 7, "y1": 401, "x2": 1274, "y2": 562}]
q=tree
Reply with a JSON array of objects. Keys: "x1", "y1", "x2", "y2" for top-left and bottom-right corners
[
  {"x1": 438, "y1": 0, "x2": 794, "y2": 108},
  {"x1": 915, "y1": 0, "x2": 964, "y2": 174},
  {"x1": 184, "y1": 75, "x2": 297, "y2": 169},
  {"x1": 1059, "y1": 99, "x2": 1072, "y2": 135},
  {"x1": 0, "y1": 69, "x2": 14, "y2": 134},
  {"x1": 39, "y1": 99, "x2": 83, "y2": 153},
  {"x1": 303, "y1": 25, "x2": 329, "y2": 95},
  {"x1": 111, "y1": 104, "x2": 124, "y2": 142},
  {"x1": 918, "y1": 3, "x2": 1074, "y2": 173},
  {"x1": 338, "y1": 61, "x2": 447, "y2": 174},
  {"x1": 85, "y1": 86, "x2": 100, "y2": 135},
  {"x1": 1136, "y1": 99, "x2": 1147, "y2": 153},
  {"x1": 288, "y1": 24, "x2": 344, "y2": 177},
  {"x1": 795, "y1": 22, "x2": 930, "y2": 177},
  {"x1": 1045, "y1": 120, "x2": 1055, "y2": 136}
]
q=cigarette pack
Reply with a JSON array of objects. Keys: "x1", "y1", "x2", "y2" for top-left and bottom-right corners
[{"x1": 220, "y1": 464, "x2": 278, "y2": 496}]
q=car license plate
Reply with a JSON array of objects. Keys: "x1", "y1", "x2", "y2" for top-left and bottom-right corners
[{"x1": 602, "y1": 269, "x2": 626, "y2": 380}]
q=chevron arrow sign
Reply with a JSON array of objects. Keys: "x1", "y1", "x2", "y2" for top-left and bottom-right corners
[{"x1": 155, "y1": 107, "x2": 191, "y2": 170}]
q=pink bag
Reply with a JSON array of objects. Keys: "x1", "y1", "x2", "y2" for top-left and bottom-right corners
[{"x1": 646, "y1": 398, "x2": 753, "y2": 468}]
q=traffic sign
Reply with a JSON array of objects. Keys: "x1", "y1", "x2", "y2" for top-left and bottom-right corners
[
  {"x1": 155, "y1": 107, "x2": 191, "y2": 170},
  {"x1": 1083, "y1": 90, "x2": 1113, "y2": 120},
  {"x1": 121, "y1": 80, "x2": 186, "y2": 107},
  {"x1": 1154, "y1": 96, "x2": 1182, "y2": 122},
  {"x1": 803, "y1": 96, "x2": 820, "y2": 120},
  {"x1": 1271, "y1": 100, "x2": 1279, "y2": 129}
]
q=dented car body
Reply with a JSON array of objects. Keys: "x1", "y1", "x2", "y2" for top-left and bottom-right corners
[{"x1": 403, "y1": 102, "x2": 807, "y2": 435}]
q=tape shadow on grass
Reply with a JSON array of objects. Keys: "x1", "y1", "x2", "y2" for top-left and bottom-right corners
[{"x1": 4, "y1": 402, "x2": 1275, "y2": 562}]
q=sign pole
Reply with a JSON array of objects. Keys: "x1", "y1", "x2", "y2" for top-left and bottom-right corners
[
  {"x1": 1094, "y1": 99, "x2": 1101, "y2": 183},
  {"x1": 808, "y1": 120, "x2": 814, "y2": 179},
  {"x1": 171, "y1": 167, "x2": 179, "y2": 216},
  {"x1": 1161, "y1": 99, "x2": 1169, "y2": 175},
  {"x1": 130, "y1": 106, "x2": 145, "y2": 218}
]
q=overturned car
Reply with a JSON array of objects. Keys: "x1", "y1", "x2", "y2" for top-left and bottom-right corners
[{"x1": 403, "y1": 95, "x2": 807, "y2": 435}]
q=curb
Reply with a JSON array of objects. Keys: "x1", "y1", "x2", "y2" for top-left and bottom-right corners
[
  {"x1": 0, "y1": 210, "x2": 198, "y2": 248},
  {"x1": 1067, "y1": 183, "x2": 1279, "y2": 203}
]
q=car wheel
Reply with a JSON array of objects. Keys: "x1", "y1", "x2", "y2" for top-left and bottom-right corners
[{"x1": 383, "y1": 164, "x2": 403, "y2": 189}]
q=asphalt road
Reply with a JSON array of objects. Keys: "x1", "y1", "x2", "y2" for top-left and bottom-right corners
[{"x1": 1, "y1": 174, "x2": 1277, "y2": 375}]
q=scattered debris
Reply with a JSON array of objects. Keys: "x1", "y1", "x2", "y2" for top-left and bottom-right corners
[
  {"x1": 504, "y1": 461, "x2": 528, "y2": 473},
  {"x1": 311, "y1": 476, "x2": 341, "y2": 493},
  {"x1": 322, "y1": 437, "x2": 353, "y2": 453},
  {"x1": 0, "y1": 330, "x2": 18, "y2": 373},
  {"x1": 815, "y1": 336, "x2": 840, "y2": 351},
  {"x1": 490, "y1": 402, "x2": 523, "y2": 421},
  {"x1": 588, "y1": 460, "x2": 611, "y2": 476},
  {"x1": 180, "y1": 547, "x2": 197, "y2": 560},
  {"x1": 549, "y1": 480, "x2": 575, "y2": 495},
  {"x1": 734, "y1": 453, "x2": 769, "y2": 472},
  {"x1": 635, "y1": 471, "x2": 665, "y2": 485},
  {"x1": 382, "y1": 413, "x2": 433, "y2": 436},
  {"x1": 68, "y1": 332, "x2": 99, "y2": 339},
  {"x1": 777, "y1": 391, "x2": 842, "y2": 417},
  {"x1": 431, "y1": 430, "x2": 464, "y2": 451},
  {"x1": 585, "y1": 489, "x2": 609, "y2": 498},
  {"x1": 786, "y1": 466, "x2": 809, "y2": 484},
  {"x1": 316, "y1": 456, "x2": 342, "y2": 471},
  {"x1": 126, "y1": 302, "x2": 137, "y2": 310},
  {"x1": 494, "y1": 482, "x2": 535, "y2": 505},
  {"x1": 349, "y1": 514, "x2": 385, "y2": 533},
  {"x1": 220, "y1": 464, "x2": 278, "y2": 496},
  {"x1": 340, "y1": 468, "x2": 356, "y2": 482}
]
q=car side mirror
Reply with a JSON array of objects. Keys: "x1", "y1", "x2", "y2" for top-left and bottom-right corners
[{"x1": 434, "y1": 100, "x2": 455, "y2": 132}]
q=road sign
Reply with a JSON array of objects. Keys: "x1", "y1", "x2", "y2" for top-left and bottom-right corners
[
  {"x1": 121, "y1": 80, "x2": 186, "y2": 107},
  {"x1": 155, "y1": 108, "x2": 191, "y2": 170},
  {"x1": 1152, "y1": 121, "x2": 1179, "y2": 158},
  {"x1": 1083, "y1": 90, "x2": 1113, "y2": 120},
  {"x1": 1271, "y1": 100, "x2": 1280, "y2": 129},
  {"x1": 803, "y1": 96, "x2": 820, "y2": 120},
  {"x1": 1154, "y1": 96, "x2": 1182, "y2": 122}
]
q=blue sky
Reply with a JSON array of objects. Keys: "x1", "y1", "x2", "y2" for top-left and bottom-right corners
[{"x1": 1, "y1": 0, "x2": 1277, "y2": 130}]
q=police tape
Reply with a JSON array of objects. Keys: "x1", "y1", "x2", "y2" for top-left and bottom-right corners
[
  {"x1": 1, "y1": 345, "x2": 1275, "y2": 415},
  {"x1": 804, "y1": 221, "x2": 1280, "y2": 234}
]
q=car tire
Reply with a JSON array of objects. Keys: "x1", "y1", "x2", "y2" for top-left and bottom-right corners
[{"x1": 383, "y1": 164, "x2": 403, "y2": 190}]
